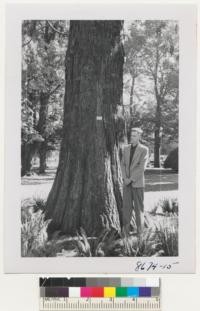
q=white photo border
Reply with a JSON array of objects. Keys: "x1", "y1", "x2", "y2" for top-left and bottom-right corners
[{"x1": 4, "y1": 3, "x2": 196, "y2": 273}]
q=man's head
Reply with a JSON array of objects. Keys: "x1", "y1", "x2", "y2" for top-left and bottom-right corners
[{"x1": 130, "y1": 127, "x2": 143, "y2": 146}]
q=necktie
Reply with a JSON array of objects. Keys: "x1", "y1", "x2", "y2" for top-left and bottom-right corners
[{"x1": 129, "y1": 144, "x2": 137, "y2": 168}]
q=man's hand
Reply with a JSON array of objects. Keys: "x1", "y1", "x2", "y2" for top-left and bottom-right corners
[{"x1": 123, "y1": 178, "x2": 132, "y2": 186}]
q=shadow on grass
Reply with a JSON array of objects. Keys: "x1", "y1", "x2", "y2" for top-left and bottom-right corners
[
  {"x1": 21, "y1": 167, "x2": 56, "y2": 186},
  {"x1": 145, "y1": 182, "x2": 178, "y2": 192},
  {"x1": 22, "y1": 167, "x2": 178, "y2": 192},
  {"x1": 145, "y1": 173, "x2": 178, "y2": 192}
]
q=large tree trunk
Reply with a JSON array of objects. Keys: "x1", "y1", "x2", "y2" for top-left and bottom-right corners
[
  {"x1": 37, "y1": 93, "x2": 49, "y2": 174},
  {"x1": 46, "y1": 21, "x2": 124, "y2": 236}
]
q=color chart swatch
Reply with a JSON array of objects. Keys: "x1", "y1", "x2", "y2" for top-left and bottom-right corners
[
  {"x1": 40, "y1": 278, "x2": 161, "y2": 310},
  {"x1": 40, "y1": 277, "x2": 160, "y2": 298}
]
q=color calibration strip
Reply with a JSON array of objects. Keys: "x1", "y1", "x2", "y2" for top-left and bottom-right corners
[
  {"x1": 40, "y1": 278, "x2": 161, "y2": 310},
  {"x1": 40, "y1": 278, "x2": 160, "y2": 298},
  {"x1": 40, "y1": 277, "x2": 160, "y2": 287},
  {"x1": 40, "y1": 286, "x2": 160, "y2": 298}
]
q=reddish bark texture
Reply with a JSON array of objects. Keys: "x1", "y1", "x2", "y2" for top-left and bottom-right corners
[{"x1": 46, "y1": 21, "x2": 124, "y2": 236}]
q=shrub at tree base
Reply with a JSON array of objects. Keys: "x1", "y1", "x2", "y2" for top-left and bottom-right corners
[
  {"x1": 21, "y1": 203, "x2": 51, "y2": 257},
  {"x1": 150, "y1": 197, "x2": 178, "y2": 215},
  {"x1": 164, "y1": 147, "x2": 178, "y2": 172},
  {"x1": 21, "y1": 196, "x2": 178, "y2": 257}
]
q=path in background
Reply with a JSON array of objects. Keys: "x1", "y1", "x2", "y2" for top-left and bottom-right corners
[{"x1": 21, "y1": 166, "x2": 178, "y2": 212}]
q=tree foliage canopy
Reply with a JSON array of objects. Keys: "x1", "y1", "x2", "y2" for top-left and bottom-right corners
[
  {"x1": 21, "y1": 19, "x2": 179, "y2": 172},
  {"x1": 123, "y1": 20, "x2": 179, "y2": 152},
  {"x1": 21, "y1": 20, "x2": 69, "y2": 148}
]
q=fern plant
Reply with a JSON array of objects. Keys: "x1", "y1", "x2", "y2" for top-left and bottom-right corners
[
  {"x1": 154, "y1": 215, "x2": 178, "y2": 256},
  {"x1": 21, "y1": 206, "x2": 51, "y2": 257}
]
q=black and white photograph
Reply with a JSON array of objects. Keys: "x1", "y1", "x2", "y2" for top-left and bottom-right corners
[
  {"x1": 21, "y1": 19, "x2": 179, "y2": 258},
  {"x1": 4, "y1": 3, "x2": 196, "y2": 273}
]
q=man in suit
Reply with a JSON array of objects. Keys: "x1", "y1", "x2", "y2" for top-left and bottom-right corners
[{"x1": 121, "y1": 127, "x2": 149, "y2": 235}]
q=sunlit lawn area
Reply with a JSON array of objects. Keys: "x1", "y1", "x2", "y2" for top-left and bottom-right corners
[{"x1": 21, "y1": 166, "x2": 178, "y2": 213}]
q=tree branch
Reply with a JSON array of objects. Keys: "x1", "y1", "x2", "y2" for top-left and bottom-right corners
[
  {"x1": 49, "y1": 84, "x2": 61, "y2": 96},
  {"x1": 144, "y1": 58, "x2": 156, "y2": 80},
  {"x1": 47, "y1": 21, "x2": 68, "y2": 36},
  {"x1": 22, "y1": 38, "x2": 32, "y2": 47}
]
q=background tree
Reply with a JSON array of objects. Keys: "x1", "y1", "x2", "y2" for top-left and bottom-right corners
[
  {"x1": 124, "y1": 21, "x2": 145, "y2": 114},
  {"x1": 142, "y1": 21, "x2": 178, "y2": 167},
  {"x1": 21, "y1": 20, "x2": 68, "y2": 175},
  {"x1": 122, "y1": 21, "x2": 146, "y2": 144},
  {"x1": 123, "y1": 21, "x2": 179, "y2": 166},
  {"x1": 46, "y1": 21, "x2": 124, "y2": 236}
]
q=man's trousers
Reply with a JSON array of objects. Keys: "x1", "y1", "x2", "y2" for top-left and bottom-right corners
[{"x1": 123, "y1": 185, "x2": 144, "y2": 233}]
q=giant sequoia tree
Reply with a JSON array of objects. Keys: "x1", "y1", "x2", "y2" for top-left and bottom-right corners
[{"x1": 46, "y1": 21, "x2": 124, "y2": 236}]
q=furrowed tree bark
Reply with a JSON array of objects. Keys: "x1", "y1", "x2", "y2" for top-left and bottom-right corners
[{"x1": 46, "y1": 21, "x2": 124, "y2": 236}]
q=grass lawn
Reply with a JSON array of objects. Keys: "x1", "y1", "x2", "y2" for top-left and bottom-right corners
[
  {"x1": 144, "y1": 171, "x2": 178, "y2": 212},
  {"x1": 21, "y1": 167, "x2": 178, "y2": 257},
  {"x1": 21, "y1": 167, "x2": 178, "y2": 213}
]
